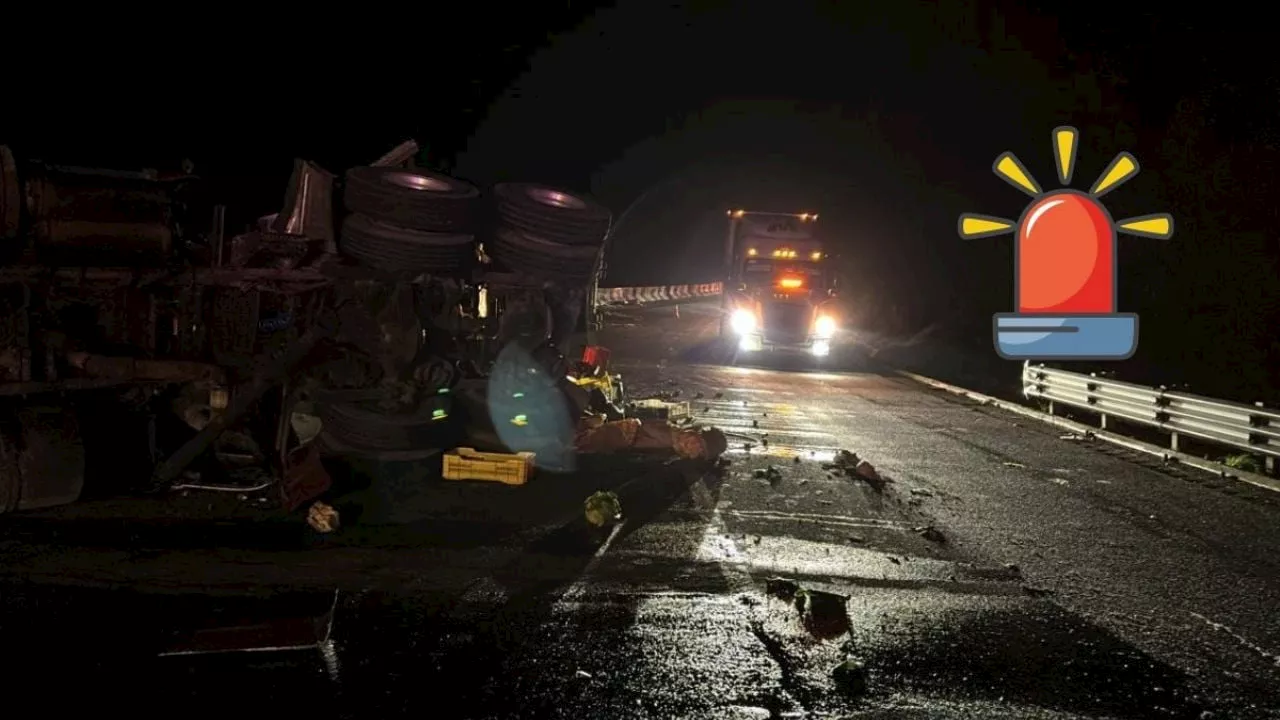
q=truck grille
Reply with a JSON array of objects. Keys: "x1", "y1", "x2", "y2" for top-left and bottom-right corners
[{"x1": 762, "y1": 303, "x2": 809, "y2": 344}]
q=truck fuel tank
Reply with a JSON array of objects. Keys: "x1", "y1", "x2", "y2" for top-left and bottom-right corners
[{"x1": 24, "y1": 167, "x2": 175, "y2": 265}]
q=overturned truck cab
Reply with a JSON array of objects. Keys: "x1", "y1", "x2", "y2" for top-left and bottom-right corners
[
  {"x1": 718, "y1": 210, "x2": 841, "y2": 361},
  {"x1": 0, "y1": 140, "x2": 614, "y2": 522}
]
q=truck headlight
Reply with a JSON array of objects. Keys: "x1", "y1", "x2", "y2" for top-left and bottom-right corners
[
  {"x1": 730, "y1": 309, "x2": 757, "y2": 335},
  {"x1": 814, "y1": 315, "x2": 836, "y2": 337}
]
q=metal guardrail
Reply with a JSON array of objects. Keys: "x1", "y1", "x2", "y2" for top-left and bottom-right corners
[
  {"x1": 1022, "y1": 362, "x2": 1280, "y2": 472},
  {"x1": 594, "y1": 282, "x2": 722, "y2": 306}
]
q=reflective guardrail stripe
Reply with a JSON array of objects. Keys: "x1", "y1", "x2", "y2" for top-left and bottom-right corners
[{"x1": 595, "y1": 282, "x2": 723, "y2": 305}]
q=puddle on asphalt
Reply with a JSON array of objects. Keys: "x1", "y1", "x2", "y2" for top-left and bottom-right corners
[
  {"x1": 721, "y1": 536, "x2": 953, "y2": 581},
  {"x1": 725, "y1": 445, "x2": 840, "y2": 462}
]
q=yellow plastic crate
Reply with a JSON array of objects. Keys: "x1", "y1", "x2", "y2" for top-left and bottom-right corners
[{"x1": 441, "y1": 448, "x2": 536, "y2": 486}]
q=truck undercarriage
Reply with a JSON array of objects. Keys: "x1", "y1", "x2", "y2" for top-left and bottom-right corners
[{"x1": 0, "y1": 141, "x2": 614, "y2": 519}]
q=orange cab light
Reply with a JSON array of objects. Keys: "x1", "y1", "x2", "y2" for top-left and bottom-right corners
[{"x1": 778, "y1": 276, "x2": 804, "y2": 289}]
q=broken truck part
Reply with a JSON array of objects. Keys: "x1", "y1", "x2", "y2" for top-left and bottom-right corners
[{"x1": 0, "y1": 140, "x2": 614, "y2": 520}]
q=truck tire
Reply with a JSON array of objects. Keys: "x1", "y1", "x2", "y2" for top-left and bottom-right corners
[
  {"x1": 318, "y1": 389, "x2": 460, "y2": 452},
  {"x1": 339, "y1": 213, "x2": 475, "y2": 275},
  {"x1": 494, "y1": 183, "x2": 611, "y2": 247},
  {"x1": 489, "y1": 226, "x2": 602, "y2": 282},
  {"x1": 343, "y1": 167, "x2": 479, "y2": 233}
]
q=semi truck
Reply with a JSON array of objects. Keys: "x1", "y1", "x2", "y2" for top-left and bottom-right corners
[{"x1": 718, "y1": 209, "x2": 841, "y2": 360}]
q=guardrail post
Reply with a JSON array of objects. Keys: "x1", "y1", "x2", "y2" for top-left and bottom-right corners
[
  {"x1": 1254, "y1": 401, "x2": 1275, "y2": 474},
  {"x1": 1086, "y1": 375, "x2": 1106, "y2": 429},
  {"x1": 1153, "y1": 387, "x2": 1176, "y2": 451}
]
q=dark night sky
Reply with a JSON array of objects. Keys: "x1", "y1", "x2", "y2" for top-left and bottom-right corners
[{"x1": 5, "y1": 2, "x2": 1279, "y2": 396}]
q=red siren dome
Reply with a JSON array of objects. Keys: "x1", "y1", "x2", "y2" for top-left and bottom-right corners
[{"x1": 1017, "y1": 191, "x2": 1114, "y2": 315}]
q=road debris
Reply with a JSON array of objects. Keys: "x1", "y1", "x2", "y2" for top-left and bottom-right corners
[
  {"x1": 584, "y1": 490, "x2": 622, "y2": 528},
  {"x1": 824, "y1": 449, "x2": 890, "y2": 492},
  {"x1": 796, "y1": 587, "x2": 851, "y2": 639},
  {"x1": 831, "y1": 658, "x2": 868, "y2": 697},
  {"x1": 908, "y1": 487, "x2": 933, "y2": 497},
  {"x1": 442, "y1": 448, "x2": 535, "y2": 485},
  {"x1": 854, "y1": 459, "x2": 884, "y2": 484},
  {"x1": 1002, "y1": 461, "x2": 1027, "y2": 468},
  {"x1": 160, "y1": 590, "x2": 340, "y2": 660},
  {"x1": 627, "y1": 397, "x2": 691, "y2": 423},
  {"x1": 913, "y1": 525, "x2": 946, "y2": 543},
  {"x1": 754, "y1": 466, "x2": 784, "y2": 486},
  {"x1": 306, "y1": 501, "x2": 340, "y2": 533},
  {"x1": 765, "y1": 577, "x2": 850, "y2": 638},
  {"x1": 574, "y1": 417, "x2": 727, "y2": 460},
  {"x1": 765, "y1": 576, "x2": 801, "y2": 600}
]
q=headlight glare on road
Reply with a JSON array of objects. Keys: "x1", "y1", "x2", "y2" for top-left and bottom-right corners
[
  {"x1": 815, "y1": 315, "x2": 836, "y2": 337},
  {"x1": 730, "y1": 309, "x2": 757, "y2": 335}
]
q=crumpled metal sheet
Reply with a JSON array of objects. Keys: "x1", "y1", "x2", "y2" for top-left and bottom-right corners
[
  {"x1": 370, "y1": 140, "x2": 420, "y2": 168},
  {"x1": 272, "y1": 159, "x2": 336, "y2": 253}
]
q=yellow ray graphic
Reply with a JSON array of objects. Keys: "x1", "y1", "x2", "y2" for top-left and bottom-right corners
[
  {"x1": 1052, "y1": 126, "x2": 1078, "y2": 185},
  {"x1": 992, "y1": 152, "x2": 1042, "y2": 197},
  {"x1": 958, "y1": 213, "x2": 1016, "y2": 239},
  {"x1": 1090, "y1": 152, "x2": 1139, "y2": 198},
  {"x1": 1116, "y1": 213, "x2": 1174, "y2": 239}
]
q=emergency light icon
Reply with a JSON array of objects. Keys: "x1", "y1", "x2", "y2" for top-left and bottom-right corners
[{"x1": 958, "y1": 126, "x2": 1174, "y2": 361}]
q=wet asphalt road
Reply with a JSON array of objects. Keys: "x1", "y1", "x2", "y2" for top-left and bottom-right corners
[{"x1": 2, "y1": 301, "x2": 1279, "y2": 718}]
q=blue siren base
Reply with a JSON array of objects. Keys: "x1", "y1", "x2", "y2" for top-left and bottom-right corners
[{"x1": 993, "y1": 312, "x2": 1139, "y2": 361}]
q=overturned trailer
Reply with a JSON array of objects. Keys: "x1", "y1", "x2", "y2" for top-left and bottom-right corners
[{"x1": 0, "y1": 142, "x2": 613, "y2": 518}]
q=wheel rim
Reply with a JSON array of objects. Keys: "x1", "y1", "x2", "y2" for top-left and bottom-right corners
[
  {"x1": 525, "y1": 187, "x2": 587, "y2": 210},
  {"x1": 384, "y1": 172, "x2": 455, "y2": 192}
]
